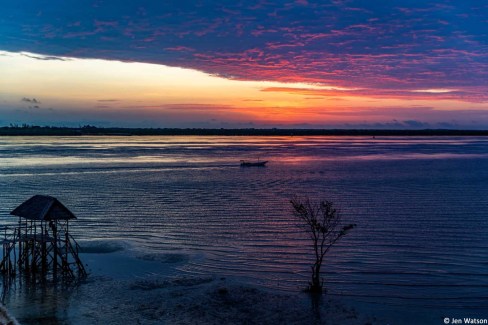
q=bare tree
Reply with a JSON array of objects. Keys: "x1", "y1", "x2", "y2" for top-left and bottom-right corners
[{"x1": 291, "y1": 197, "x2": 356, "y2": 293}]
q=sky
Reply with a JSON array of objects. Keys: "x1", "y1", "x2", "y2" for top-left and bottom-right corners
[{"x1": 1, "y1": 1, "x2": 488, "y2": 129}]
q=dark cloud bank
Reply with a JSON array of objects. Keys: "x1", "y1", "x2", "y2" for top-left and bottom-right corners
[{"x1": 2, "y1": 0, "x2": 487, "y2": 100}]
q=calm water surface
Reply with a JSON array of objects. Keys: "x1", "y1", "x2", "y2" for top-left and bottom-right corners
[{"x1": 1, "y1": 136, "x2": 487, "y2": 323}]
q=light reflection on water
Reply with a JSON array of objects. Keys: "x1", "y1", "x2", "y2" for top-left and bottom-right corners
[{"x1": 1, "y1": 135, "x2": 488, "y2": 323}]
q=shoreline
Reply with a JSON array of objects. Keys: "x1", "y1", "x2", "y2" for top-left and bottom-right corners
[
  {"x1": 2, "y1": 242, "x2": 482, "y2": 324},
  {"x1": 1, "y1": 126, "x2": 488, "y2": 136},
  {"x1": 2, "y1": 249, "x2": 379, "y2": 324}
]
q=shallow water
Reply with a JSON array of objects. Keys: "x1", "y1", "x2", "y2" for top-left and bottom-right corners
[{"x1": 1, "y1": 135, "x2": 488, "y2": 323}]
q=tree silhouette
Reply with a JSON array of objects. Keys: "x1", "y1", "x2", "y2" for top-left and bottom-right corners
[{"x1": 291, "y1": 197, "x2": 356, "y2": 293}]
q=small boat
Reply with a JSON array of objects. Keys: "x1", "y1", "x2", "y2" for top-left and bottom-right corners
[{"x1": 240, "y1": 160, "x2": 268, "y2": 167}]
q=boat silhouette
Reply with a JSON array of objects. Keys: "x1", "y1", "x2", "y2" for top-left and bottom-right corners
[{"x1": 240, "y1": 160, "x2": 268, "y2": 167}]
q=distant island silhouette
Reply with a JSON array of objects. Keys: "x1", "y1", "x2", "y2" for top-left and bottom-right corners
[{"x1": 1, "y1": 125, "x2": 488, "y2": 136}]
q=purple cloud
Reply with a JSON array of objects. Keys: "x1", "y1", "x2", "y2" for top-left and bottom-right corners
[{"x1": 1, "y1": 1, "x2": 487, "y2": 101}]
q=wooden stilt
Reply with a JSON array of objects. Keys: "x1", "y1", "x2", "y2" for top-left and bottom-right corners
[{"x1": 1, "y1": 195, "x2": 87, "y2": 287}]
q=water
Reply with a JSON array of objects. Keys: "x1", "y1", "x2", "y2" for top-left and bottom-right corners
[{"x1": 1, "y1": 135, "x2": 488, "y2": 323}]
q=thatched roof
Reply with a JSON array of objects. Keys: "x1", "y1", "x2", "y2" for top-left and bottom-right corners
[{"x1": 10, "y1": 195, "x2": 76, "y2": 221}]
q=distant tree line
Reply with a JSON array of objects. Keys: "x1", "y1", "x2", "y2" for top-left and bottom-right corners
[{"x1": 1, "y1": 125, "x2": 488, "y2": 136}]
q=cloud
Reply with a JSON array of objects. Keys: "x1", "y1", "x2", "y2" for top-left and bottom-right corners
[
  {"x1": 411, "y1": 89, "x2": 458, "y2": 93},
  {"x1": 402, "y1": 120, "x2": 430, "y2": 128},
  {"x1": 21, "y1": 97, "x2": 41, "y2": 104},
  {"x1": 165, "y1": 46, "x2": 195, "y2": 52},
  {"x1": 261, "y1": 86, "x2": 488, "y2": 102},
  {"x1": 20, "y1": 52, "x2": 67, "y2": 61},
  {"x1": 124, "y1": 103, "x2": 237, "y2": 111},
  {"x1": 0, "y1": 1, "x2": 486, "y2": 102}
]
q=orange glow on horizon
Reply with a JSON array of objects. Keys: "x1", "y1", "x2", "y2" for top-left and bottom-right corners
[{"x1": 1, "y1": 51, "x2": 488, "y2": 128}]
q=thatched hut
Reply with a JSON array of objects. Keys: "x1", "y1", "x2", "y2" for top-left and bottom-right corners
[
  {"x1": 10, "y1": 195, "x2": 76, "y2": 221},
  {"x1": 0, "y1": 195, "x2": 86, "y2": 279}
]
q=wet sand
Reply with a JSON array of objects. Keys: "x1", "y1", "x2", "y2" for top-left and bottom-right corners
[{"x1": 5, "y1": 249, "x2": 378, "y2": 325}]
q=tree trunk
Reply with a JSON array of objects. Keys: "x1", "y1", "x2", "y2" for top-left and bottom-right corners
[{"x1": 310, "y1": 263, "x2": 322, "y2": 293}]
